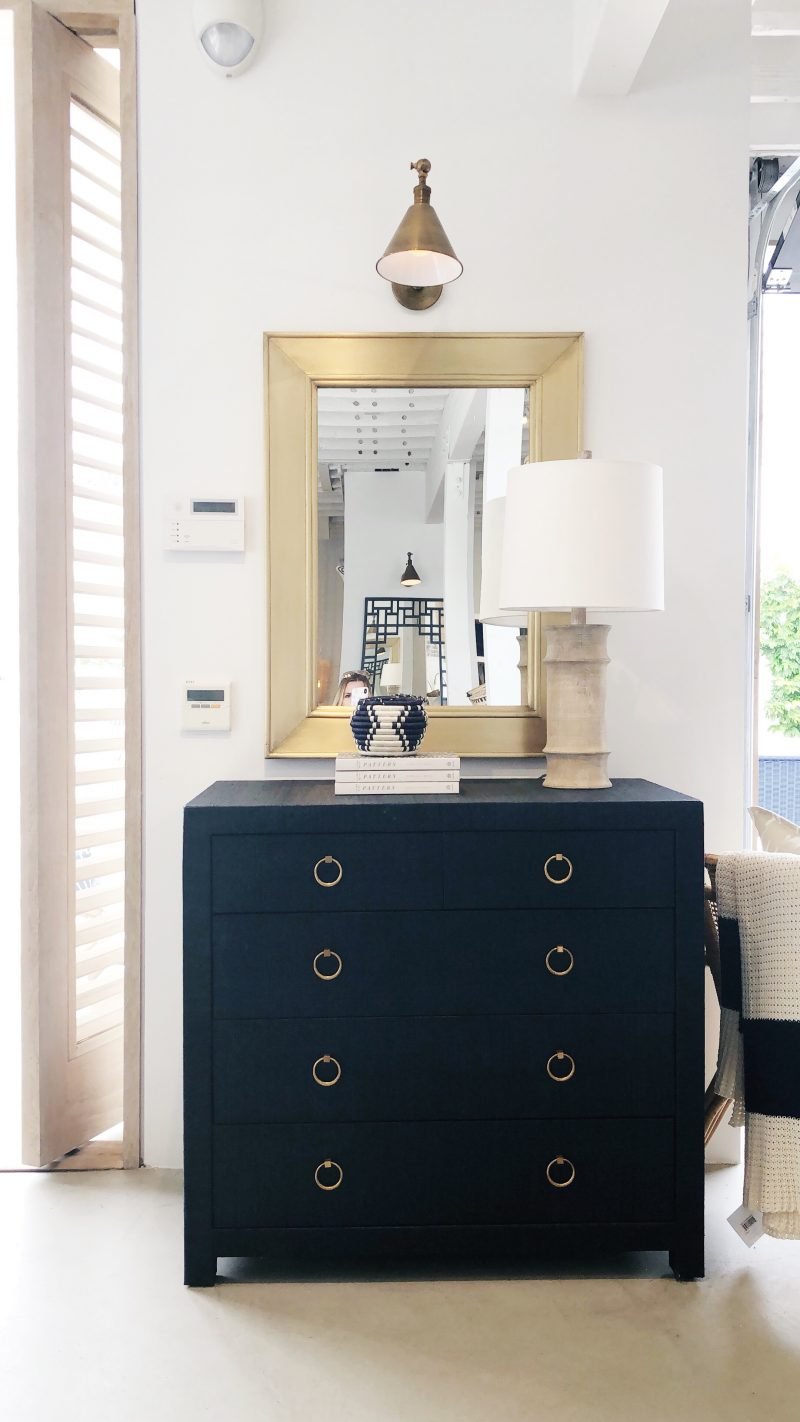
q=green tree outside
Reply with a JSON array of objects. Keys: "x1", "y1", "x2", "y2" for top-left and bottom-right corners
[{"x1": 761, "y1": 571, "x2": 800, "y2": 737}]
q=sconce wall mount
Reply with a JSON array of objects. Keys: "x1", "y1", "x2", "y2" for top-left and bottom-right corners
[{"x1": 377, "y1": 159, "x2": 463, "y2": 311}]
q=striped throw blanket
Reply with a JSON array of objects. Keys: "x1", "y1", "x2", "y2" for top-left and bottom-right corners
[{"x1": 714, "y1": 852, "x2": 800, "y2": 1240}]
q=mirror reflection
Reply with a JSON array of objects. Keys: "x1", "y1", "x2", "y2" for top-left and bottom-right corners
[{"x1": 316, "y1": 386, "x2": 529, "y2": 709}]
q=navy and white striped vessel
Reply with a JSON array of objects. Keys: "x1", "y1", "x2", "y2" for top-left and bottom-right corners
[{"x1": 350, "y1": 695, "x2": 428, "y2": 755}]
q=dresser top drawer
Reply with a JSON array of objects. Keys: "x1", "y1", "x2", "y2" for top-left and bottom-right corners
[
  {"x1": 210, "y1": 825, "x2": 674, "y2": 913},
  {"x1": 211, "y1": 828, "x2": 675, "y2": 915}
]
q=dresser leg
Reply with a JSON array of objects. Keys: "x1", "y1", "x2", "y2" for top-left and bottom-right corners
[
  {"x1": 185, "y1": 1243, "x2": 218, "y2": 1287},
  {"x1": 669, "y1": 1240, "x2": 704, "y2": 1282}
]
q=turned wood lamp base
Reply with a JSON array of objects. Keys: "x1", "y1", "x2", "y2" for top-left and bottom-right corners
[{"x1": 542, "y1": 608, "x2": 612, "y2": 790}]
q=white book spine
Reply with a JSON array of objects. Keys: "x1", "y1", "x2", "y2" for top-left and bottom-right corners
[
  {"x1": 334, "y1": 780, "x2": 460, "y2": 796},
  {"x1": 335, "y1": 755, "x2": 460, "y2": 771},
  {"x1": 335, "y1": 769, "x2": 460, "y2": 783}
]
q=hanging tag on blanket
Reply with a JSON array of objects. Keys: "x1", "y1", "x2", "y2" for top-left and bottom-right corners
[{"x1": 728, "y1": 1203, "x2": 766, "y2": 1247}]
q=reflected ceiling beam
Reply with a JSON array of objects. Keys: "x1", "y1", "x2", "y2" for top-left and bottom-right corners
[
  {"x1": 425, "y1": 390, "x2": 487, "y2": 525},
  {"x1": 317, "y1": 462, "x2": 344, "y2": 522},
  {"x1": 573, "y1": 0, "x2": 672, "y2": 96}
]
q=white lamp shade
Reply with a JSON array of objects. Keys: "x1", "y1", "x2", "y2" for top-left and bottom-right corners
[
  {"x1": 478, "y1": 497, "x2": 528, "y2": 627},
  {"x1": 499, "y1": 459, "x2": 664, "y2": 612}
]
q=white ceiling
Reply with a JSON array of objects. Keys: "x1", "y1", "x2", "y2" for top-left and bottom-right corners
[
  {"x1": 317, "y1": 387, "x2": 449, "y2": 474},
  {"x1": 751, "y1": 0, "x2": 800, "y2": 149}
]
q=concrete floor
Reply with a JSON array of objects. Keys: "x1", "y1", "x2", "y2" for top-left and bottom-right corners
[{"x1": 1, "y1": 1165, "x2": 798, "y2": 1422}]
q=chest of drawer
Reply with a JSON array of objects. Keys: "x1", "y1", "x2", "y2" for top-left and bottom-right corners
[
  {"x1": 212, "y1": 1118, "x2": 675, "y2": 1229},
  {"x1": 213, "y1": 1012, "x2": 674, "y2": 1123},
  {"x1": 211, "y1": 832, "x2": 442, "y2": 913},
  {"x1": 443, "y1": 830, "x2": 674, "y2": 908},
  {"x1": 212, "y1": 908, "x2": 675, "y2": 1018}
]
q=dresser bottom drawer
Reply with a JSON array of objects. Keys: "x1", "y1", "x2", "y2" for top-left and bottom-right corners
[{"x1": 212, "y1": 1119, "x2": 674, "y2": 1229}]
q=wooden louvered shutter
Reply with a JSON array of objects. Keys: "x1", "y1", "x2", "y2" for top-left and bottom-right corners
[{"x1": 17, "y1": 2, "x2": 137, "y2": 1165}]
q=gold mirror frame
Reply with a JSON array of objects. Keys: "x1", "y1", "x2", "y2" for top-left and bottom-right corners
[{"x1": 264, "y1": 332, "x2": 583, "y2": 757}]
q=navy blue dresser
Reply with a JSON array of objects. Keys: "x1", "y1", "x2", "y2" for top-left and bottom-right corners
[{"x1": 183, "y1": 779, "x2": 704, "y2": 1284}]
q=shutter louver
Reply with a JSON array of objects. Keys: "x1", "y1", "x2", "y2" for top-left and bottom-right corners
[{"x1": 69, "y1": 100, "x2": 125, "y2": 1048}]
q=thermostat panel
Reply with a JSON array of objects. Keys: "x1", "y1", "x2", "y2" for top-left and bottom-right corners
[
  {"x1": 165, "y1": 496, "x2": 244, "y2": 551},
  {"x1": 182, "y1": 681, "x2": 231, "y2": 731}
]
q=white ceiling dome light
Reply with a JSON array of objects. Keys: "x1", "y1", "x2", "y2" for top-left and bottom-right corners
[{"x1": 193, "y1": 0, "x2": 263, "y2": 76}]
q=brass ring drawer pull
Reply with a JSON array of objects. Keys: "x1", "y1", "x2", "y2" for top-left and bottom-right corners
[
  {"x1": 314, "y1": 855, "x2": 343, "y2": 888},
  {"x1": 312, "y1": 1054, "x2": 342, "y2": 1087},
  {"x1": 546, "y1": 1050, "x2": 576, "y2": 1083},
  {"x1": 546, "y1": 1156, "x2": 576, "y2": 1189},
  {"x1": 544, "y1": 853, "x2": 573, "y2": 885},
  {"x1": 314, "y1": 1158, "x2": 343, "y2": 1191},
  {"x1": 313, "y1": 949, "x2": 343, "y2": 981},
  {"x1": 545, "y1": 945, "x2": 574, "y2": 977}
]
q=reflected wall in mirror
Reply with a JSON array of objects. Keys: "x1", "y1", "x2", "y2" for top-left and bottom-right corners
[{"x1": 316, "y1": 386, "x2": 530, "y2": 710}]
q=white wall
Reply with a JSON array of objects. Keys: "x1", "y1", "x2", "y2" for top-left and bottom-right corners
[
  {"x1": 316, "y1": 519, "x2": 344, "y2": 704},
  {"x1": 138, "y1": 0, "x2": 750, "y2": 1166},
  {"x1": 482, "y1": 391, "x2": 527, "y2": 704},
  {"x1": 339, "y1": 469, "x2": 443, "y2": 676}
]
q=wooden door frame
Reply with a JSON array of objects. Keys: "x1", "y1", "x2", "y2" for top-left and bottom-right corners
[{"x1": 8, "y1": 0, "x2": 141, "y2": 1167}]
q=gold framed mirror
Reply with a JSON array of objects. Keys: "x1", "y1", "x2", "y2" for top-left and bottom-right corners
[{"x1": 264, "y1": 332, "x2": 583, "y2": 756}]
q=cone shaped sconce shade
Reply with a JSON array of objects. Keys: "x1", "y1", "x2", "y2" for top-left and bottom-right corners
[
  {"x1": 400, "y1": 552, "x2": 421, "y2": 586},
  {"x1": 377, "y1": 160, "x2": 463, "y2": 309}
]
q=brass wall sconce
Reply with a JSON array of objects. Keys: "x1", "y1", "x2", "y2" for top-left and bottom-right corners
[{"x1": 377, "y1": 159, "x2": 463, "y2": 311}]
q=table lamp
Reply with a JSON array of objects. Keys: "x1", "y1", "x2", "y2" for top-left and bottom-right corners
[
  {"x1": 478, "y1": 497, "x2": 528, "y2": 627},
  {"x1": 499, "y1": 458, "x2": 664, "y2": 789}
]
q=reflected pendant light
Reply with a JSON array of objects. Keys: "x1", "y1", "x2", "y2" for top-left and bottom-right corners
[
  {"x1": 377, "y1": 159, "x2": 463, "y2": 311},
  {"x1": 400, "y1": 551, "x2": 421, "y2": 586}
]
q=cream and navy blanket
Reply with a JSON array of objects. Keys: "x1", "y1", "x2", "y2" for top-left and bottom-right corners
[{"x1": 714, "y1": 851, "x2": 800, "y2": 1240}]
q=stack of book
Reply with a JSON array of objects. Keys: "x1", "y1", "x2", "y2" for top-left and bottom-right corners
[{"x1": 334, "y1": 753, "x2": 461, "y2": 795}]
